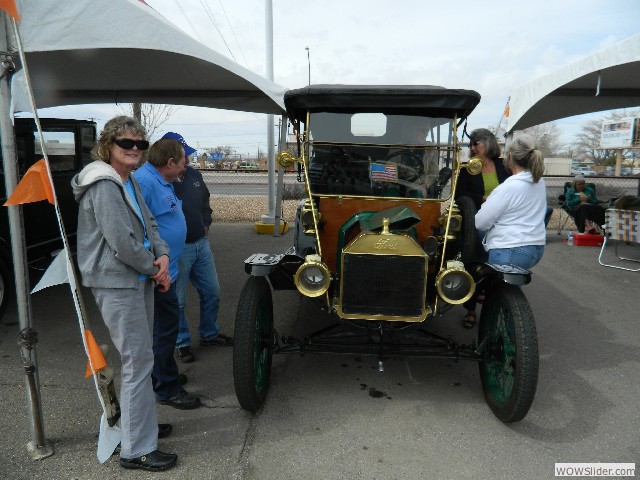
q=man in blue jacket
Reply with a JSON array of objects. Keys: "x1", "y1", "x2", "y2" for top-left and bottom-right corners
[
  {"x1": 161, "y1": 132, "x2": 232, "y2": 364},
  {"x1": 134, "y1": 138, "x2": 201, "y2": 410}
]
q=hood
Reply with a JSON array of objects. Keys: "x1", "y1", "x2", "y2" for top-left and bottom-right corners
[
  {"x1": 72, "y1": 161, "x2": 123, "y2": 202},
  {"x1": 508, "y1": 170, "x2": 535, "y2": 183}
]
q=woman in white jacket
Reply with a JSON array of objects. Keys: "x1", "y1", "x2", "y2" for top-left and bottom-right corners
[{"x1": 475, "y1": 133, "x2": 547, "y2": 269}]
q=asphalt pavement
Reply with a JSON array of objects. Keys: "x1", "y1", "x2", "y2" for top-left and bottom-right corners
[{"x1": 1, "y1": 224, "x2": 638, "y2": 480}]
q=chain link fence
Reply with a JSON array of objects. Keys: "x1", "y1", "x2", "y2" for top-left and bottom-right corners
[{"x1": 200, "y1": 168, "x2": 640, "y2": 227}]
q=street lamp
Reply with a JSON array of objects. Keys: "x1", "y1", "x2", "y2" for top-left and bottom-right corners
[{"x1": 305, "y1": 46, "x2": 310, "y2": 85}]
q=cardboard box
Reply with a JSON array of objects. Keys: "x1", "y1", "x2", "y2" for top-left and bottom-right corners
[{"x1": 573, "y1": 233, "x2": 604, "y2": 247}]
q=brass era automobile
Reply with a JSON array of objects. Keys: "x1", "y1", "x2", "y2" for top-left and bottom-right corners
[{"x1": 232, "y1": 85, "x2": 538, "y2": 423}]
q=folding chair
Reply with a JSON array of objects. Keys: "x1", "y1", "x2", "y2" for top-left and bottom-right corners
[
  {"x1": 556, "y1": 182, "x2": 575, "y2": 235},
  {"x1": 598, "y1": 209, "x2": 640, "y2": 272},
  {"x1": 557, "y1": 181, "x2": 611, "y2": 235}
]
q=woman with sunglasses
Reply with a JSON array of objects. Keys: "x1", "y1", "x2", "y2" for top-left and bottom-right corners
[
  {"x1": 72, "y1": 116, "x2": 178, "y2": 472},
  {"x1": 455, "y1": 128, "x2": 510, "y2": 329}
]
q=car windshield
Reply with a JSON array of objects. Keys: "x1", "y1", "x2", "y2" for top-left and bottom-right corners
[{"x1": 305, "y1": 113, "x2": 455, "y2": 199}]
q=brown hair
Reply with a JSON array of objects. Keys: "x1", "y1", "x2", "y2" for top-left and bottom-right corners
[
  {"x1": 146, "y1": 138, "x2": 185, "y2": 168},
  {"x1": 92, "y1": 116, "x2": 146, "y2": 163}
]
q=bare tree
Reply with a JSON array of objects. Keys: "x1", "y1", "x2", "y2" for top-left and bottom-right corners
[
  {"x1": 520, "y1": 123, "x2": 564, "y2": 157},
  {"x1": 571, "y1": 109, "x2": 640, "y2": 165},
  {"x1": 121, "y1": 102, "x2": 180, "y2": 138}
]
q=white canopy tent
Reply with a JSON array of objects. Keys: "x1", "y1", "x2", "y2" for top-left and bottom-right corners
[
  {"x1": 11, "y1": 0, "x2": 286, "y2": 114},
  {"x1": 506, "y1": 33, "x2": 640, "y2": 133}
]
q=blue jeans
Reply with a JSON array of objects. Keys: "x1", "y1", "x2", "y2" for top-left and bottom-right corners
[
  {"x1": 175, "y1": 236, "x2": 221, "y2": 348},
  {"x1": 488, "y1": 245, "x2": 545, "y2": 269},
  {"x1": 152, "y1": 282, "x2": 183, "y2": 401}
]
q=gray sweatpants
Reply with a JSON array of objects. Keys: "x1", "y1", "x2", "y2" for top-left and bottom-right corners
[{"x1": 92, "y1": 280, "x2": 158, "y2": 458}]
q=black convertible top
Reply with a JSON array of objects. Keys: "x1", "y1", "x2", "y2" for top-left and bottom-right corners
[{"x1": 284, "y1": 85, "x2": 481, "y2": 122}]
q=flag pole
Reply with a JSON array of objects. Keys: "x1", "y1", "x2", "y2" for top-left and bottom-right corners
[{"x1": 0, "y1": 12, "x2": 53, "y2": 460}]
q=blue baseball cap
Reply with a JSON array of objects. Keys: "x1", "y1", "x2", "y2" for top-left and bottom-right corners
[{"x1": 161, "y1": 132, "x2": 196, "y2": 157}]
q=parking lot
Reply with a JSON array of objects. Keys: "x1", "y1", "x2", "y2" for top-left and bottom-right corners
[{"x1": 0, "y1": 223, "x2": 638, "y2": 479}]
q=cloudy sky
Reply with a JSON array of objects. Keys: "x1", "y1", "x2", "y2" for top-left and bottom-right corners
[{"x1": 34, "y1": 0, "x2": 640, "y2": 156}]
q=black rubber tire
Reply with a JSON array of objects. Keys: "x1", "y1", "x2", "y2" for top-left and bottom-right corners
[
  {"x1": 478, "y1": 283, "x2": 539, "y2": 423},
  {"x1": 233, "y1": 276, "x2": 274, "y2": 412},
  {"x1": 0, "y1": 258, "x2": 13, "y2": 321},
  {"x1": 455, "y1": 195, "x2": 477, "y2": 263}
]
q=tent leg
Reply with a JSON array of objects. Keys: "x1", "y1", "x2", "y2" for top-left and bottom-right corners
[{"x1": 1, "y1": 13, "x2": 53, "y2": 461}]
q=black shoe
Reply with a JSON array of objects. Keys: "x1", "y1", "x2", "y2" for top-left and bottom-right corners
[
  {"x1": 120, "y1": 449, "x2": 177, "y2": 471},
  {"x1": 158, "y1": 390, "x2": 201, "y2": 410},
  {"x1": 200, "y1": 333, "x2": 234, "y2": 346},
  {"x1": 158, "y1": 423, "x2": 172, "y2": 439},
  {"x1": 177, "y1": 346, "x2": 195, "y2": 363},
  {"x1": 110, "y1": 422, "x2": 171, "y2": 457},
  {"x1": 178, "y1": 373, "x2": 188, "y2": 386}
]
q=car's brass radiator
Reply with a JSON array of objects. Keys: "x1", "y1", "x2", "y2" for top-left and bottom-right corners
[{"x1": 340, "y1": 253, "x2": 426, "y2": 318}]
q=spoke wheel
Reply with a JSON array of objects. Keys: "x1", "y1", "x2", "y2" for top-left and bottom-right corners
[
  {"x1": 233, "y1": 276, "x2": 274, "y2": 412},
  {"x1": 478, "y1": 283, "x2": 538, "y2": 422}
]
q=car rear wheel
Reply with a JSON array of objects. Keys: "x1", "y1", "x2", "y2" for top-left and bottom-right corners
[
  {"x1": 233, "y1": 275, "x2": 274, "y2": 412},
  {"x1": 478, "y1": 283, "x2": 538, "y2": 422}
]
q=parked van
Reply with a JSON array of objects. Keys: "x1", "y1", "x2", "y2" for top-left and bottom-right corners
[{"x1": 0, "y1": 118, "x2": 96, "y2": 318}]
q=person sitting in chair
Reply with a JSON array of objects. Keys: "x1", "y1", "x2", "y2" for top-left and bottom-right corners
[{"x1": 566, "y1": 175, "x2": 605, "y2": 233}]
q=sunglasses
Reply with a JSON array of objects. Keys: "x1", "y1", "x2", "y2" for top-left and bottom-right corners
[{"x1": 114, "y1": 138, "x2": 150, "y2": 150}]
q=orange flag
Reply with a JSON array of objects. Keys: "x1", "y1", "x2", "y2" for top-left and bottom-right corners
[
  {"x1": 503, "y1": 102, "x2": 510, "y2": 118},
  {"x1": 4, "y1": 159, "x2": 55, "y2": 206},
  {"x1": 84, "y1": 330, "x2": 108, "y2": 378},
  {"x1": 0, "y1": 0, "x2": 20, "y2": 21}
]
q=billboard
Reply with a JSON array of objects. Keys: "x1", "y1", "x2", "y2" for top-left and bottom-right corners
[{"x1": 600, "y1": 117, "x2": 636, "y2": 148}]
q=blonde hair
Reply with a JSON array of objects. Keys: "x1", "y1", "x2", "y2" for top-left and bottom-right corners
[
  {"x1": 92, "y1": 116, "x2": 147, "y2": 163},
  {"x1": 506, "y1": 133, "x2": 544, "y2": 183}
]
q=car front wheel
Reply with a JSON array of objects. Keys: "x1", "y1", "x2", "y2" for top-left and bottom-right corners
[
  {"x1": 478, "y1": 283, "x2": 538, "y2": 422},
  {"x1": 233, "y1": 275, "x2": 274, "y2": 412}
]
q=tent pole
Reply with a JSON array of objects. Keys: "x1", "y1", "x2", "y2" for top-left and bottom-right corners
[
  {"x1": 0, "y1": 13, "x2": 53, "y2": 460},
  {"x1": 262, "y1": 0, "x2": 276, "y2": 226}
]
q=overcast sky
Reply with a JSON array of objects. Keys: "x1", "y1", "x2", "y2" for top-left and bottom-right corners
[{"x1": 34, "y1": 0, "x2": 640, "y2": 156}]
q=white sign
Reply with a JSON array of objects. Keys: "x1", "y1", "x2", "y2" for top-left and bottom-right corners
[{"x1": 600, "y1": 117, "x2": 635, "y2": 148}]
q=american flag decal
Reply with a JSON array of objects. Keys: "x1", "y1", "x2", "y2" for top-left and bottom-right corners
[{"x1": 370, "y1": 162, "x2": 398, "y2": 182}]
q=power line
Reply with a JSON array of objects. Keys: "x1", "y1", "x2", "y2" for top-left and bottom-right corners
[
  {"x1": 199, "y1": 0, "x2": 236, "y2": 61},
  {"x1": 216, "y1": 0, "x2": 248, "y2": 66}
]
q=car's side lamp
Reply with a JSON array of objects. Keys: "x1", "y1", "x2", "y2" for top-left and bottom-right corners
[
  {"x1": 465, "y1": 157, "x2": 483, "y2": 175},
  {"x1": 435, "y1": 260, "x2": 475, "y2": 304},
  {"x1": 276, "y1": 151, "x2": 300, "y2": 168},
  {"x1": 294, "y1": 254, "x2": 331, "y2": 297}
]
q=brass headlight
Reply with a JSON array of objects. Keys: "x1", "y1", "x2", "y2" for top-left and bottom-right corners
[
  {"x1": 435, "y1": 260, "x2": 475, "y2": 304},
  {"x1": 294, "y1": 254, "x2": 331, "y2": 297}
]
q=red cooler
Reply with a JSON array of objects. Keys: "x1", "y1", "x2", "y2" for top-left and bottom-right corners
[{"x1": 573, "y1": 233, "x2": 604, "y2": 246}]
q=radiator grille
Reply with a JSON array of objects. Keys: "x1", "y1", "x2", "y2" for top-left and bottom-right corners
[{"x1": 341, "y1": 253, "x2": 426, "y2": 317}]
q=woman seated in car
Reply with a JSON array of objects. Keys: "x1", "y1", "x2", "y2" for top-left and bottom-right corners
[{"x1": 565, "y1": 175, "x2": 606, "y2": 233}]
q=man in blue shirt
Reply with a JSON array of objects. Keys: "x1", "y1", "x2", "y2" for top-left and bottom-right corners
[
  {"x1": 134, "y1": 138, "x2": 200, "y2": 410},
  {"x1": 161, "y1": 133, "x2": 233, "y2": 364}
]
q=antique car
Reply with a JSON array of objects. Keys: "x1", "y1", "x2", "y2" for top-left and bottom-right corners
[{"x1": 232, "y1": 85, "x2": 538, "y2": 423}]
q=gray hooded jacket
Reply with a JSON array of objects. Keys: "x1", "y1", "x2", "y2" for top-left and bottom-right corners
[{"x1": 71, "y1": 161, "x2": 169, "y2": 289}]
